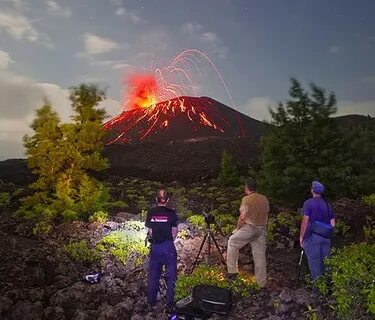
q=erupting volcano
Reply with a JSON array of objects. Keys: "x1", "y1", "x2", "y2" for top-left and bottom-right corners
[
  {"x1": 104, "y1": 50, "x2": 249, "y2": 144},
  {"x1": 104, "y1": 96, "x2": 248, "y2": 144},
  {"x1": 103, "y1": 50, "x2": 270, "y2": 180}
]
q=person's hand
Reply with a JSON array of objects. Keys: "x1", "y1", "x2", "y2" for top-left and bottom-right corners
[{"x1": 299, "y1": 237, "x2": 304, "y2": 248}]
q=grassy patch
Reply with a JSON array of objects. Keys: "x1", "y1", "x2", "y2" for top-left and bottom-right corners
[
  {"x1": 0, "y1": 192, "x2": 11, "y2": 210},
  {"x1": 187, "y1": 215, "x2": 205, "y2": 229},
  {"x1": 88, "y1": 211, "x2": 108, "y2": 224},
  {"x1": 97, "y1": 220, "x2": 149, "y2": 266},
  {"x1": 363, "y1": 194, "x2": 375, "y2": 207},
  {"x1": 63, "y1": 240, "x2": 100, "y2": 262}
]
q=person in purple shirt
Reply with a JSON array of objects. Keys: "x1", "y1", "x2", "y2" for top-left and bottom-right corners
[{"x1": 300, "y1": 181, "x2": 336, "y2": 282}]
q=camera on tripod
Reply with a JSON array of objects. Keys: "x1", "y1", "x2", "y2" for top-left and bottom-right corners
[
  {"x1": 190, "y1": 209, "x2": 226, "y2": 273},
  {"x1": 202, "y1": 212, "x2": 215, "y2": 226}
]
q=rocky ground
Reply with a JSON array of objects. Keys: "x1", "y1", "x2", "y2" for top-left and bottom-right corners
[{"x1": 0, "y1": 208, "x2": 332, "y2": 320}]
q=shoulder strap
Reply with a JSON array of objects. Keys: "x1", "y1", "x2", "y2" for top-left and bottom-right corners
[{"x1": 322, "y1": 197, "x2": 330, "y2": 220}]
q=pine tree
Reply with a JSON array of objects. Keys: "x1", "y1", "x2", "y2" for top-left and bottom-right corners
[
  {"x1": 55, "y1": 84, "x2": 109, "y2": 220},
  {"x1": 219, "y1": 151, "x2": 240, "y2": 187},
  {"x1": 344, "y1": 119, "x2": 375, "y2": 196},
  {"x1": 19, "y1": 84, "x2": 110, "y2": 223},
  {"x1": 259, "y1": 78, "x2": 352, "y2": 204},
  {"x1": 21, "y1": 101, "x2": 63, "y2": 218}
]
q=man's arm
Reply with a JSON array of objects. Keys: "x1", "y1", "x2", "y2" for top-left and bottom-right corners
[
  {"x1": 330, "y1": 218, "x2": 336, "y2": 228},
  {"x1": 299, "y1": 215, "x2": 309, "y2": 247},
  {"x1": 145, "y1": 210, "x2": 152, "y2": 238},
  {"x1": 172, "y1": 227, "x2": 178, "y2": 240},
  {"x1": 172, "y1": 212, "x2": 178, "y2": 240},
  {"x1": 236, "y1": 207, "x2": 247, "y2": 230},
  {"x1": 147, "y1": 228, "x2": 153, "y2": 237},
  {"x1": 328, "y1": 203, "x2": 336, "y2": 228}
]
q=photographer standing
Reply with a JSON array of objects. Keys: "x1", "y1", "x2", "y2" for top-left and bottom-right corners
[
  {"x1": 300, "y1": 181, "x2": 335, "y2": 282},
  {"x1": 226, "y1": 178, "x2": 269, "y2": 287},
  {"x1": 146, "y1": 189, "x2": 178, "y2": 308}
]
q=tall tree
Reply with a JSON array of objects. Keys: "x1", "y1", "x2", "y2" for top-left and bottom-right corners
[
  {"x1": 344, "y1": 118, "x2": 375, "y2": 196},
  {"x1": 21, "y1": 101, "x2": 63, "y2": 218},
  {"x1": 19, "y1": 84, "x2": 110, "y2": 222},
  {"x1": 259, "y1": 78, "x2": 351, "y2": 204}
]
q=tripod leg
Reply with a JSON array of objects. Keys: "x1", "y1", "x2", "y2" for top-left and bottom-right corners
[
  {"x1": 209, "y1": 230, "x2": 227, "y2": 267},
  {"x1": 207, "y1": 232, "x2": 211, "y2": 265},
  {"x1": 294, "y1": 250, "x2": 304, "y2": 288},
  {"x1": 191, "y1": 233, "x2": 208, "y2": 274}
]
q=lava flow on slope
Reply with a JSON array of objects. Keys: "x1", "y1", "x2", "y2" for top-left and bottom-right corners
[{"x1": 103, "y1": 96, "x2": 247, "y2": 144}]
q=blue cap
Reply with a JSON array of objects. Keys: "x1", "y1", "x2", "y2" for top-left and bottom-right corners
[{"x1": 312, "y1": 180, "x2": 324, "y2": 194}]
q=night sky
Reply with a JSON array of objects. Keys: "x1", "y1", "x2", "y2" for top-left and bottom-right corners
[{"x1": 0, "y1": 0, "x2": 374, "y2": 159}]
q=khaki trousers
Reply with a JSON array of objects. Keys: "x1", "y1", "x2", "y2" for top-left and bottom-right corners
[{"x1": 227, "y1": 224, "x2": 267, "y2": 287}]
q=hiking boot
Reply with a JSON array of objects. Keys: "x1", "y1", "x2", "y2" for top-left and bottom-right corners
[
  {"x1": 166, "y1": 303, "x2": 175, "y2": 314},
  {"x1": 227, "y1": 273, "x2": 239, "y2": 280}
]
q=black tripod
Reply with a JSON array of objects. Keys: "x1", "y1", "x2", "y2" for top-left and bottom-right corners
[{"x1": 191, "y1": 213, "x2": 226, "y2": 273}]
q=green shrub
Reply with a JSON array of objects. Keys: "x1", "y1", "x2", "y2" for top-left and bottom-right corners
[
  {"x1": 61, "y1": 209, "x2": 79, "y2": 222},
  {"x1": 276, "y1": 211, "x2": 301, "y2": 238},
  {"x1": 229, "y1": 199, "x2": 241, "y2": 210},
  {"x1": 13, "y1": 188, "x2": 24, "y2": 197},
  {"x1": 218, "y1": 151, "x2": 240, "y2": 187},
  {"x1": 125, "y1": 188, "x2": 137, "y2": 195},
  {"x1": 89, "y1": 211, "x2": 108, "y2": 223},
  {"x1": 187, "y1": 215, "x2": 205, "y2": 229},
  {"x1": 173, "y1": 190, "x2": 192, "y2": 219},
  {"x1": 267, "y1": 217, "x2": 277, "y2": 242},
  {"x1": 318, "y1": 243, "x2": 375, "y2": 319},
  {"x1": 140, "y1": 209, "x2": 147, "y2": 221},
  {"x1": 364, "y1": 226, "x2": 375, "y2": 243},
  {"x1": 215, "y1": 213, "x2": 237, "y2": 235},
  {"x1": 97, "y1": 220, "x2": 148, "y2": 266},
  {"x1": 218, "y1": 203, "x2": 230, "y2": 212},
  {"x1": 0, "y1": 192, "x2": 11, "y2": 209},
  {"x1": 363, "y1": 194, "x2": 375, "y2": 206},
  {"x1": 136, "y1": 196, "x2": 148, "y2": 212},
  {"x1": 125, "y1": 194, "x2": 138, "y2": 201},
  {"x1": 64, "y1": 240, "x2": 100, "y2": 262},
  {"x1": 187, "y1": 211, "x2": 237, "y2": 235},
  {"x1": 177, "y1": 229, "x2": 190, "y2": 240},
  {"x1": 364, "y1": 216, "x2": 375, "y2": 243},
  {"x1": 304, "y1": 305, "x2": 319, "y2": 320},
  {"x1": 110, "y1": 200, "x2": 128, "y2": 209},
  {"x1": 175, "y1": 265, "x2": 258, "y2": 301},
  {"x1": 334, "y1": 220, "x2": 350, "y2": 238},
  {"x1": 32, "y1": 220, "x2": 53, "y2": 237}
]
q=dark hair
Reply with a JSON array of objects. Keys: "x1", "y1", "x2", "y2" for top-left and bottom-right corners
[
  {"x1": 156, "y1": 189, "x2": 169, "y2": 204},
  {"x1": 245, "y1": 178, "x2": 257, "y2": 191}
]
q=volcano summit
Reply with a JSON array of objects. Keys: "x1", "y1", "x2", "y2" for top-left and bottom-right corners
[{"x1": 103, "y1": 96, "x2": 270, "y2": 181}]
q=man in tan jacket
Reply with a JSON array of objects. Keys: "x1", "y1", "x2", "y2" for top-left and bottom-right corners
[{"x1": 226, "y1": 178, "x2": 269, "y2": 287}]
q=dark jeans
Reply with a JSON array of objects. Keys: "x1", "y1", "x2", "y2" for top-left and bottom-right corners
[
  {"x1": 147, "y1": 240, "x2": 177, "y2": 306},
  {"x1": 304, "y1": 233, "x2": 331, "y2": 281}
]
